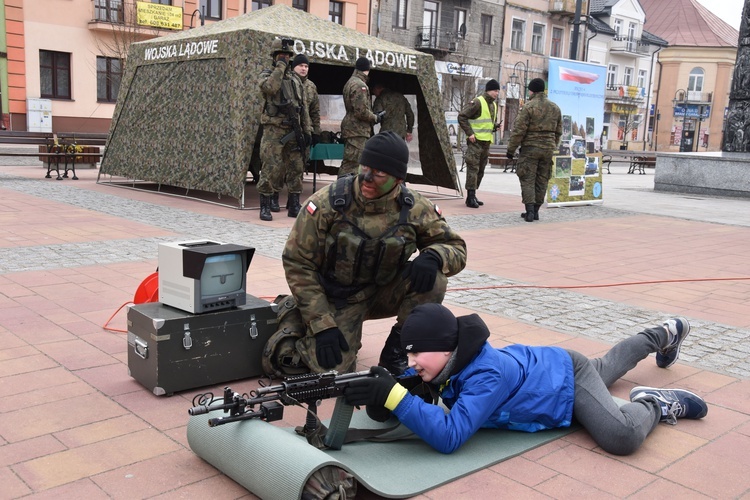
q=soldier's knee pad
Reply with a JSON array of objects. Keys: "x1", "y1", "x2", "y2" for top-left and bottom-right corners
[{"x1": 262, "y1": 295, "x2": 310, "y2": 378}]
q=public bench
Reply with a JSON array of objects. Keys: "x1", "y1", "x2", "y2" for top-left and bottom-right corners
[
  {"x1": 628, "y1": 155, "x2": 656, "y2": 175},
  {"x1": 0, "y1": 131, "x2": 107, "y2": 180},
  {"x1": 488, "y1": 144, "x2": 516, "y2": 172}
]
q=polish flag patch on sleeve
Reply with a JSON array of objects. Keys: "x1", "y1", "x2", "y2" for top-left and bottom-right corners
[
  {"x1": 434, "y1": 204, "x2": 442, "y2": 216},
  {"x1": 306, "y1": 201, "x2": 318, "y2": 215}
]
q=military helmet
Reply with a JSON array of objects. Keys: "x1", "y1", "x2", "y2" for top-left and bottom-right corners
[{"x1": 270, "y1": 38, "x2": 294, "y2": 58}]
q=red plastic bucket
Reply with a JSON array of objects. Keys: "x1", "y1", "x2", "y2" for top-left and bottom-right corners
[{"x1": 133, "y1": 272, "x2": 159, "y2": 304}]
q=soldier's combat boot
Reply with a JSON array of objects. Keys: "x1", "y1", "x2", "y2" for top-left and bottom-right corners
[
  {"x1": 465, "y1": 189, "x2": 480, "y2": 209},
  {"x1": 259, "y1": 195, "x2": 273, "y2": 221},
  {"x1": 533, "y1": 204, "x2": 541, "y2": 221},
  {"x1": 270, "y1": 192, "x2": 280, "y2": 213},
  {"x1": 521, "y1": 204, "x2": 534, "y2": 222},
  {"x1": 378, "y1": 325, "x2": 408, "y2": 376},
  {"x1": 287, "y1": 193, "x2": 301, "y2": 218}
]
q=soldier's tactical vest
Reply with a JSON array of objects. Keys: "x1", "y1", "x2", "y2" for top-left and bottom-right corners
[
  {"x1": 469, "y1": 95, "x2": 497, "y2": 142},
  {"x1": 322, "y1": 176, "x2": 417, "y2": 297},
  {"x1": 262, "y1": 69, "x2": 303, "y2": 120}
]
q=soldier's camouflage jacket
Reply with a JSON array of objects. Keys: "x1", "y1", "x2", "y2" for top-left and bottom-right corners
[
  {"x1": 341, "y1": 69, "x2": 378, "y2": 139},
  {"x1": 507, "y1": 92, "x2": 562, "y2": 154},
  {"x1": 260, "y1": 59, "x2": 312, "y2": 134},
  {"x1": 300, "y1": 75, "x2": 321, "y2": 136},
  {"x1": 282, "y1": 177, "x2": 467, "y2": 335},
  {"x1": 373, "y1": 88, "x2": 414, "y2": 139}
]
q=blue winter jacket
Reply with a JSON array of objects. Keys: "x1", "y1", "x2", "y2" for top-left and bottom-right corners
[{"x1": 392, "y1": 342, "x2": 575, "y2": 454}]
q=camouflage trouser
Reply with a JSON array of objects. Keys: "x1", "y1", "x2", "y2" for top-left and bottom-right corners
[
  {"x1": 464, "y1": 139, "x2": 490, "y2": 190},
  {"x1": 339, "y1": 135, "x2": 367, "y2": 177},
  {"x1": 295, "y1": 268, "x2": 449, "y2": 373},
  {"x1": 515, "y1": 147, "x2": 553, "y2": 204},
  {"x1": 257, "y1": 125, "x2": 305, "y2": 196}
]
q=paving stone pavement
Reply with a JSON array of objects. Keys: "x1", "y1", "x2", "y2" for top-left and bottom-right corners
[{"x1": 2, "y1": 171, "x2": 749, "y2": 379}]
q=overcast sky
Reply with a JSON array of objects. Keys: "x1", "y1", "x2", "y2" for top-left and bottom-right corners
[{"x1": 695, "y1": 0, "x2": 743, "y2": 30}]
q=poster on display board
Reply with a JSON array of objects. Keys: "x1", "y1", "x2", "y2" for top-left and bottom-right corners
[{"x1": 546, "y1": 58, "x2": 606, "y2": 207}]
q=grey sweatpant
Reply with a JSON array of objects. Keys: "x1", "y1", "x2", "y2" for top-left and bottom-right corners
[{"x1": 565, "y1": 327, "x2": 667, "y2": 455}]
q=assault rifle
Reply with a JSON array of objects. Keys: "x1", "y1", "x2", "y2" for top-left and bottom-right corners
[
  {"x1": 278, "y1": 79, "x2": 307, "y2": 152},
  {"x1": 188, "y1": 369, "x2": 430, "y2": 450}
]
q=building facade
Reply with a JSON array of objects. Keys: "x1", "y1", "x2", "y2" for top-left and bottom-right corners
[
  {"x1": 585, "y1": 0, "x2": 667, "y2": 150},
  {"x1": 640, "y1": 0, "x2": 738, "y2": 152},
  {"x1": 0, "y1": 0, "x2": 371, "y2": 133}
]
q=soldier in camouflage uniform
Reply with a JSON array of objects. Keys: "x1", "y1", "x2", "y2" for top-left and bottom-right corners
[
  {"x1": 257, "y1": 38, "x2": 312, "y2": 221},
  {"x1": 458, "y1": 79, "x2": 502, "y2": 209},
  {"x1": 339, "y1": 57, "x2": 385, "y2": 177},
  {"x1": 372, "y1": 83, "x2": 415, "y2": 142},
  {"x1": 291, "y1": 53, "x2": 321, "y2": 217},
  {"x1": 281, "y1": 131, "x2": 466, "y2": 376},
  {"x1": 507, "y1": 78, "x2": 562, "y2": 223}
]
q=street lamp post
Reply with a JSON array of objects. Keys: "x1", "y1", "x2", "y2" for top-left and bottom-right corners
[
  {"x1": 673, "y1": 89, "x2": 689, "y2": 152},
  {"x1": 190, "y1": 8, "x2": 205, "y2": 28},
  {"x1": 510, "y1": 60, "x2": 529, "y2": 102}
]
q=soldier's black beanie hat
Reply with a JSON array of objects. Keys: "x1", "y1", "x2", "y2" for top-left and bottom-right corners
[
  {"x1": 485, "y1": 79, "x2": 500, "y2": 91},
  {"x1": 401, "y1": 304, "x2": 459, "y2": 353},
  {"x1": 528, "y1": 78, "x2": 546, "y2": 93},
  {"x1": 359, "y1": 131, "x2": 409, "y2": 180},
  {"x1": 291, "y1": 53, "x2": 309, "y2": 68},
  {"x1": 355, "y1": 57, "x2": 371, "y2": 71}
]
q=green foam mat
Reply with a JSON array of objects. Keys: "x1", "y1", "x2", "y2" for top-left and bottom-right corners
[{"x1": 188, "y1": 409, "x2": 577, "y2": 499}]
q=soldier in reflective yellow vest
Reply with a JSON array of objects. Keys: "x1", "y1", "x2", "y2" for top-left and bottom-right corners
[{"x1": 458, "y1": 79, "x2": 501, "y2": 208}]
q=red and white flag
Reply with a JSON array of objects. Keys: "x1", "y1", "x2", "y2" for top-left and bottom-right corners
[{"x1": 559, "y1": 67, "x2": 599, "y2": 84}]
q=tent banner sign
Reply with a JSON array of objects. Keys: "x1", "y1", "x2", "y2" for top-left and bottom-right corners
[
  {"x1": 143, "y1": 37, "x2": 418, "y2": 71},
  {"x1": 546, "y1": 57, "x2": 606, "y2": 207}
]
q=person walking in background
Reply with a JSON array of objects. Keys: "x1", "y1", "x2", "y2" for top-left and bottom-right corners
[
  {"x1": 343, "y1": 304, "x2": 708, "y2": 455},
  {"x1": 257, "y1": 38, "x2": 311, "y2": 222},
  {"x1": 506, "y1": 78, "x2": 562, "y2": 223},
  {"x1": 458, "y1": 79, "x2": 501, "y2": 209},
  {"x1": 339, "y1": 57, "x2": 385, "y2": 177},
  {"x1": 290, "y1": 53, "x2": 321, "y2": 217},
  {"x1": 372, "y1": 83, "x2": 415, "y2": 142}
]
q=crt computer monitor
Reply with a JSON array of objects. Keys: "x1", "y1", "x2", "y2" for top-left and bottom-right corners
[{"x1": 158, "y1": 240, "x2": 255, "y2": 314}]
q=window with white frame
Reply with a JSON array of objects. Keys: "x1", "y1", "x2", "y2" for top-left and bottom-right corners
[
  {"x1": 688, "y1": 67, "x2": 704, "y2": 92},
  {"x1": 637, "y1": 70, "x2": 647, "y2": 89},
  {"x1": 551, "y1": 27, "x2": 563, "y2": 58},
  {"x1": 454, "y1": 8, "x2": 466, "y2": 38},
  {"x1": 532, "y1": 23, "x2": 545, "y2": 54},
  {"x1": 613, "y1": 18, "x2": 622, "y2": 36},
  {"x1": 623, "y1": 67, "x2": 634, "y2": 86},
  {"x1": 607, "y1": 64, "x2": 617, "y2": 88},
  {"x1": 511, "y1": 19, "x2": 525, "y2": 50}
]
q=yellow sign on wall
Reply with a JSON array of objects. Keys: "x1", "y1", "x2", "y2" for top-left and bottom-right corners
[{"x1": 136, "y1": 2, "x2": 183, "y2": 30}]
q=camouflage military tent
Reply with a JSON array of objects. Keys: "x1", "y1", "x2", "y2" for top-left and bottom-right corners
[{"x1": 99, "y1": 4, "x2": 458, "y2": 207}]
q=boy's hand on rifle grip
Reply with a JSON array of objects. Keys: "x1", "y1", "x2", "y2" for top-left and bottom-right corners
[
  {"x1": 344, "y1": 366, "x2": 397, "y2": 407},
  {"x1": 315, "y1": 327, "x2": 349, "y2": 368}
]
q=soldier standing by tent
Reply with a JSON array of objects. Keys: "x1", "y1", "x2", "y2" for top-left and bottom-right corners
[
  {"x1": 458, "y1": 79, "x2": 501, "y2": 209},
  {"x1": 257, "y1": 38, "x2": 312, "y2": 221},
  {"x1": 339, "y1": 57, "x2": 385, "y2": 177},
  {"x1": 290, "y1": 53, "x2": 321, "y2": 217},
  {"x1": 372, "y1": 83, "x2": 415, "y2": 142}
]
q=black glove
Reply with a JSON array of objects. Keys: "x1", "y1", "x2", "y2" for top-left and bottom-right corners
[
  {"x1": 375, "y1": 110, "x2": 386, "y2": 124},
  {"x1": 402, "y1": 251, "x2": 442, "y2": 294},
  {"x1": 311, "y1": 134, "x2": 321, "y2": 146},
  {"x1": 304, "y1": 134, "x2": 312, "y2": 147},
  {"x1": 343, "y1": 366, "x2": 397, "y2": 407},
  {"x1": 506, "y1": 151, "x2": 515, "y2": 160},
  {"x1": 315, "y1": 327, "x2": 349, "y2": 368}
]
